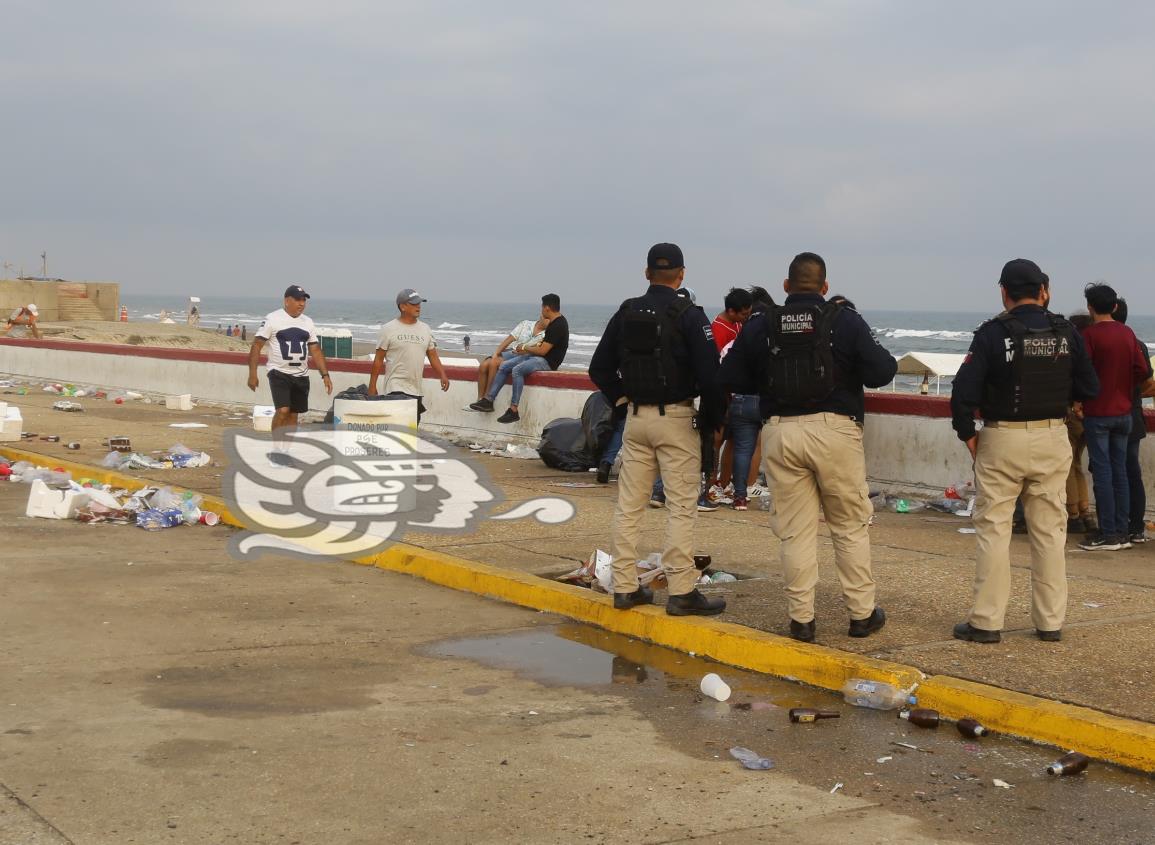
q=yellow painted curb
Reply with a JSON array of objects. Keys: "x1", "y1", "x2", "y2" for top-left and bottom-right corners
[
  {"x1": 916, "y1": 676, "x2": 1155, "y2": 774},
  {"x1": 5, "y1": 446, "x2": 1155, "y2": 773}
]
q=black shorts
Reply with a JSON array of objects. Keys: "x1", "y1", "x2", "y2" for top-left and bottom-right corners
[{"x1": 268, "y1": 370, "x2": 310, "y2": 413}]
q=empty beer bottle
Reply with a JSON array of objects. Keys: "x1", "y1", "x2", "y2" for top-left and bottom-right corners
[
  {"x1": 898, "y1": 708, "x2": 940, "y2": 728},
  {"x1": 956, "y1": 718, "x2": 988, "y2": 738},
  {"x1": 788, "y1": 707, "x2": 841, "y2": 723},
  {"x1": 1046, "y1": 751, "x2": 1089, "y2": 776}
]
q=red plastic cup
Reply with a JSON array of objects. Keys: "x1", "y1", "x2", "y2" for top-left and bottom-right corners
[{"x1": 199, "y1": 512, "x2": 220, "y2": 526}]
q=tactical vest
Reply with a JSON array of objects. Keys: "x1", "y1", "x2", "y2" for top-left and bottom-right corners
[
  {"x1": 617, "y1": 295, "x2": 693, "y2": 409},
  {"x1": 983, "y1": 312, "x2": 1074, "y2": 420},
  {"x1": 764, "y1": 301, "x2": 842, "y2": 405}
]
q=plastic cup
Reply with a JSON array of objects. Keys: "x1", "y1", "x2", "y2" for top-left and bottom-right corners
[
  {"x1": 199, "y1": 511, "x2": 220, "y2": 526},
  {"x1": 700, "y1": 673, "x2": 732, "y2": 702}
]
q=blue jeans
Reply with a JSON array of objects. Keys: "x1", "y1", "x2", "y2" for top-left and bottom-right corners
[
  {"x1": 728, "y1": 394, "x2": 762, "y2": 499},
  {"x1": 602, "y1": 417, "x2": 626, "y2": 465},
  {"x1": 1127, "y1": 438, "x2": 1145, "y2": 534},
  {"x1": 486, "y1": 354, "x2": 551, "y2": 406},
  {"x1": 1084, "y1": 414, "x2": 1131, "y2": 539}
]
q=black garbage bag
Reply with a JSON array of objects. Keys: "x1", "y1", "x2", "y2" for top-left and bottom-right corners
[
  {"x1": 581, "y1": 391, "x2": 615, "y2": 459},
  {"x1": 538, "y1": 417, "x2": 593, "y2": 472}
]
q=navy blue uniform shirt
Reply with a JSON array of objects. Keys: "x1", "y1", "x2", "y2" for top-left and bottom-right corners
[
  {"x1": 589, "y1": 285, "x2": 725, "y2": 426},
  {"x1": 950, "y1": 304, "x2": 1099, "y2": 442},
  {"x1": 718, "y1": 293, "x2": 897, "y2": 424}
]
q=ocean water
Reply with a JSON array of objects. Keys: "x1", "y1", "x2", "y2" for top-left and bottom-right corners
[{"x1": 125, "y1": 294, "x2": 1155, "y2": 389}]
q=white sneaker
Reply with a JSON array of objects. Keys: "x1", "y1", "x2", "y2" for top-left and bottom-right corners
[{"x1": 747, "y1": 483, "x2": 769, "y2": 498}]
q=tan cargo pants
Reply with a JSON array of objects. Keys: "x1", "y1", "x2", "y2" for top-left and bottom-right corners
[
  {"x1": 610, "y1": 403, "x2": 701, "y2": 596},
  {"x1": 763, "y1": 413, "x2": 876, "y2": 623},
  {"x1": 970, "y1": 420, "x2": 1071, "y2": 631}
]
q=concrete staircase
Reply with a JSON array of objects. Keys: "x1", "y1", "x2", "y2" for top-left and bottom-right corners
[{"x1": 55, "y1": 283, "x2": 106, "y2": 321}]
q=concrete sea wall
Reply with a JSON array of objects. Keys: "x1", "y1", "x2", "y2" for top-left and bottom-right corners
[{"x1": 2, "y1": 338, "x2": 1153, "y2": 499}]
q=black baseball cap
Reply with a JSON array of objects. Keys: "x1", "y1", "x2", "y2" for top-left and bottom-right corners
[
  {"x1": 647, "y1": 243, "x2": 685, "y2": 270},
  {"x1": 284, "y1": 285, "x2": 311, "y2": 300},
  {"x1": 998, "y1": 259, "x2": 1047, "y2": 292}
]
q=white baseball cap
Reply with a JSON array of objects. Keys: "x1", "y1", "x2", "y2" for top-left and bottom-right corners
[{"x1": 27, "y1": 304, "x2": 38, "y2": 315}]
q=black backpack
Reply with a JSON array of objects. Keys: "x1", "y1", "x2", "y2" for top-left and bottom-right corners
[
  {"x1": 764, "y1": 301, "x2": 842, "y2": 405},
  {"x1": 617, "y1": 295, "x2": 693, "y2": 407}
]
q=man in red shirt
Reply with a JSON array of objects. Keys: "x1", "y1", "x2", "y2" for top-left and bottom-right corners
[
  {"x1": 1078, "y1": 283, "x2": 1153, "y2": 551},
  {"x1": 705, "y1": 288, "x2": 754, "y2": 510}
]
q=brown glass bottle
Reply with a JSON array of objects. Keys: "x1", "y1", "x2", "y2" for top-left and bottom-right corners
[
  {"x1": 788, "y1": 707, "x2": 841, "y2": 723},
  {"x1": 898, "y1": 708, "x2": 940, "y2": 728},
  {"x1": 1047, "y1": 751, "x2": 1089, "y2": 776},
  {"x1": 956, "y1": 718, "x2": 988, "y2": 738}
]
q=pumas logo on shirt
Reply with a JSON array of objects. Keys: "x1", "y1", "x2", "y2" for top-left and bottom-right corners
[{"x1": 277, "y1": 327, "x2": 311, "y2": 366}]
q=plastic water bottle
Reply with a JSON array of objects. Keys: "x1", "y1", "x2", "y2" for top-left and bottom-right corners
[
  {"x1": 840, "y1": 679, "x2": 917, "y2": 710},
  {"x1": 729, "y1": 747, "x2": 774, "y2": 770}
]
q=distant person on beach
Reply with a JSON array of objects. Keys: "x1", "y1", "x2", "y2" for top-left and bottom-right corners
[
  {"x1": 368, "y1": 288, "x2": 450, "y2": 424},
  {"x1": 950, "y1": 260, "x2": 1097, "y2": 644},
  {"x1": 226, "y1": 324, "x2": 233, "y2": 337},
  {"x1": 2, "y1": 303, "x2": 40, "y2": 339},
  {"x1": 241, "y1": 324, "x2": 247, "y2": 342},
  {"x1": 470, "y1": 294, "x2": 569, "y2": 424},
  {"x1": 475, "y1": 316, "x2": 548, "y2": 400},
  {"x1": 247, "y1": 285, "x2": 332, "y2": 465},
  {"x1": 462, "y1": 335, "x2": 470, "y2": 353}
]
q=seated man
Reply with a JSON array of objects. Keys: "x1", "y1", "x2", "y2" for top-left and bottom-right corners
[
  {"x1": 2, "y1": 304, "x2": 40, "y2": 338},
  {"x1": 470, "y1": 294, "x2": 569, "y2": 423},
  {"x1": 475, "y1": 317, "x2": 547, "y2": 400}
]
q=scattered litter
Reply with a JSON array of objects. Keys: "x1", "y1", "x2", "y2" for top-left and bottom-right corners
[
  {"x1": 549, "y1": 482, "x2": 599, "y2": 488},
  {"x1": 527, "y1": 710, "x2": 538, "y2": 716},
  {"x1": 1046, "y1": 751, "x2": 1089, "y2": 776},
  {"x1": 51, "y1": 401, "x2": 84, "y2": 412},
  {"x1": 1083, "y1": 602, "x2": 1104, "y2": 609},
  {"x1": 898, "y1": 708, "x2": 940, "y2": 728},
  {"x1": 876, "y1": 756, "x2": 893, "y2": 763},
  {"x1": 169, "y1": 423, "x2": 209, "y2": 429},
  {"x1": 992, "y1": 779, "x2": 1014, "y2": 789},
  {"x1": 729, "y1": 747, "x2": 774, "y2": 771},
  {"x1": 700, "y1": 673, "x2": 731, "y2": 702},
  {"x1": 890, "y1": 741, "x2": 933, "y2": 754},
  {"x1": 830, "y1": 782, "x2": 844, "y2": 794},
  {"x1": 958, "y1": 527, "x2": 977, "y2": 534},
  {"x1": 709, "y1": 572, "x2": 737, "y2": 584},
  {"x1": 558, "y1": 549, "x2": 666, "y2": 592},
  {"x1": 956, "y1": 719, "x2": 988, "y2": 738},
  {"x1": 136, "y1": 508, "x2": 184, "y2": 530}
]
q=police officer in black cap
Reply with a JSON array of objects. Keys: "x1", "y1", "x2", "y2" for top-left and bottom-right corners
[
  {"x1": 950, "y1": 259, "x2": 1099, "y2": 644},
  {"x1": 589, "y1": 243, "x2": 727, "y2": 616}
]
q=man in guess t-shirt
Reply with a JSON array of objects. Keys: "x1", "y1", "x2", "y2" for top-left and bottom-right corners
[{"x1": 247, "y1": 285, "x2": 332, "y2": 464}]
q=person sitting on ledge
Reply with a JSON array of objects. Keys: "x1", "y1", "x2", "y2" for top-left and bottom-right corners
[{"x1": 470, "y1": 293, "x2": 569, "y2": 423}]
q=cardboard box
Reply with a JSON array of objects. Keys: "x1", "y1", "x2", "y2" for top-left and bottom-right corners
[{"x1": 165, "y1": 394, "x2": 193, "y2": 411}]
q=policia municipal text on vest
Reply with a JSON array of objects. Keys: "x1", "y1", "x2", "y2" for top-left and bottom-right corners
[
  {"x1": 983, "y1": 312, "x2": 1075, "y2": 420},
  {"x1": 764, "y1": 300, "x2": 842, "y2": 405}
]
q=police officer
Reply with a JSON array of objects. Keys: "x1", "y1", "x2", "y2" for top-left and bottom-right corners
[
  {"x1": 589, "y1": 243, "x2": 727, "y2": 616},
  {"x1": 950, "y1": 259, "x2": 1099, "y2": 644},
  {"x1": 719, "y1": 252, "x2": 896, "y2": 642}
]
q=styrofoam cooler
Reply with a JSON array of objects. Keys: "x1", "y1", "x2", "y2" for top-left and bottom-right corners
[
  {"x1": 166, "y1": 393, "x2": 193, "y2": 410},
  {"x1": 0, "y1": 405, "x2": 21, "y2": 442},
  {"x1": 25, "y1": 479, "x2": 91, "y2": 519},
  {"x1": 332, "y1": 397, "x2": 418, "y2": 431},
  {"x1": 253, "y1": 405, "x2": 275, "y2": 431}
]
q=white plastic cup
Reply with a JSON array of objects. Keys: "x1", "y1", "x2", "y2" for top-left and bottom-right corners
[{"x1": 700, "y1": 673, "x2": 731, "y2": 702}]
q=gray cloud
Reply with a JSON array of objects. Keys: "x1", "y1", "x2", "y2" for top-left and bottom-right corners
[{"x1": 3, "y1": 1, "x2": 1154, "y2": 311}]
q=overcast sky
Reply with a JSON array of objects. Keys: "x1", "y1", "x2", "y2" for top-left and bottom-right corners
[{"x1": 4, "y1": 1, "x2": 1154, "y2": 312}]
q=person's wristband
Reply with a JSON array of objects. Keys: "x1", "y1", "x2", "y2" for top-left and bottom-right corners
[{"x1": 320, "y1": 372, "x2": 329, "y2": 378}]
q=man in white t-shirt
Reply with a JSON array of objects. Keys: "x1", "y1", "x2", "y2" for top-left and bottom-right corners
[
  {"x1": 368, "y1": 288, "x2": 450, "y2": 424},
  {"x1": 247, "y1": 285, "x2": 332, "y2": 463},
  {"x1": 2, "y1": 303, "x2": 40, "y2": 338}
]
